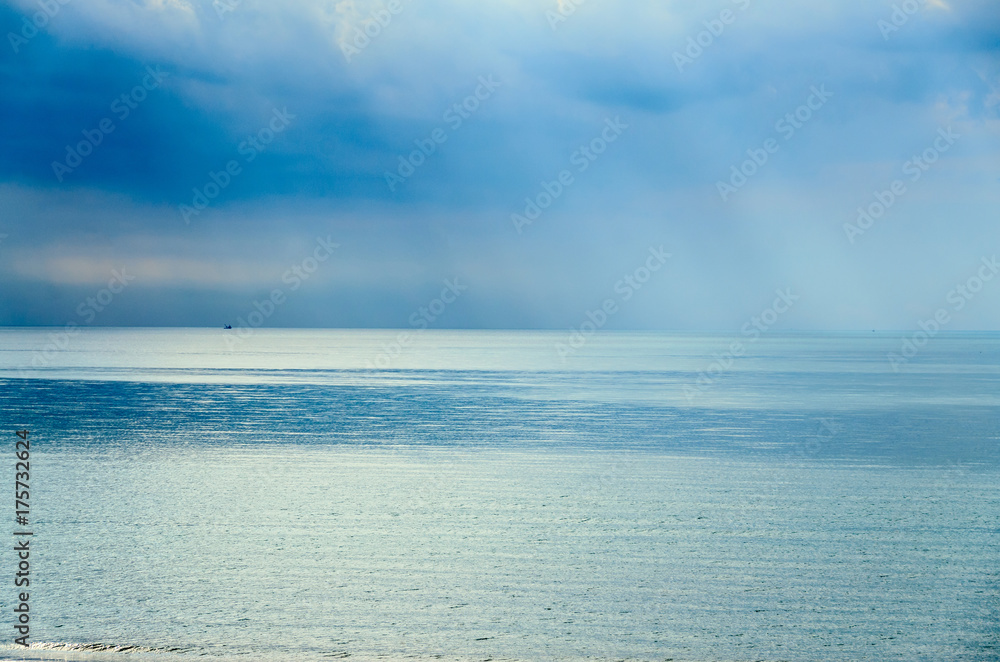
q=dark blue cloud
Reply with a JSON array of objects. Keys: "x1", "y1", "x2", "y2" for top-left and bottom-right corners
[{"x1": 1, "y1": 0, "x2": 999, "y2": 329}]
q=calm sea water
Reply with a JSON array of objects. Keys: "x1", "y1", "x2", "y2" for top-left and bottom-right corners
[{"x1": 0, "y1": 329, "x2": 997, "y2": 661}]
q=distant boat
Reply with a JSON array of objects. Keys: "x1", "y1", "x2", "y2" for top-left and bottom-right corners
[{"x1": 223, "y1": 324, "x2": 232, "y2": 329}]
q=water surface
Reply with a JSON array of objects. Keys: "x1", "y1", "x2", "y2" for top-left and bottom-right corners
[{"x1": 0, "y1": 329, "x2": 996, "y2": 661}]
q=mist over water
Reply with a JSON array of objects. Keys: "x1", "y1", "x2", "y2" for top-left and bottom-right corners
[{"x1": 0, "y1": 329, "x2": 997, "y2": 661}]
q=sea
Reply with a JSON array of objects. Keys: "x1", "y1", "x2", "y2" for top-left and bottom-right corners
[{"x1": 0, "y1": 328, "x2": 996, "y2": 662}]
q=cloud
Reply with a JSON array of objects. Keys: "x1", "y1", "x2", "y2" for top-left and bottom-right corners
[{"x1": 1, "y1": 0, "x2": 998, "y2": 328}]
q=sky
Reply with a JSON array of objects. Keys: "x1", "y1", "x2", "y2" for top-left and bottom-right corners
[{"x1": 1, "y1": 0, "x2": 999, "y2": 330}]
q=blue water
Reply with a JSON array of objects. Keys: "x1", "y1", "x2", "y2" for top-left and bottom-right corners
[{"x1": 0, "y1": 329, "x2": 997, "y2": 661}]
